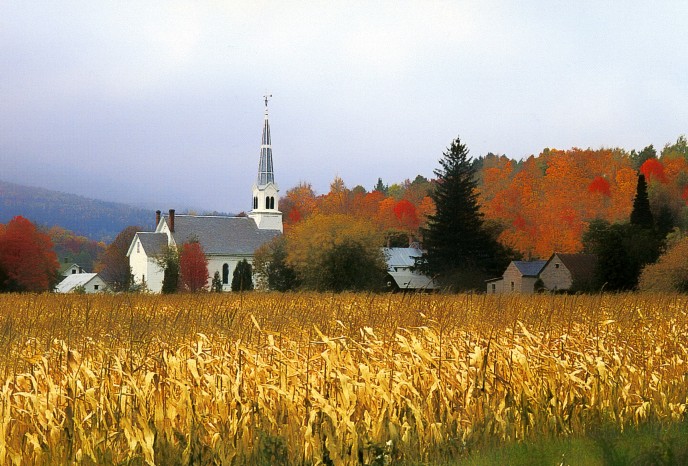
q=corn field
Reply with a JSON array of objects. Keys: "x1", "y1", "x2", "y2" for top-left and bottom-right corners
[{"x1": 0, "y1": 292, "x2": 686, "y2": 464}]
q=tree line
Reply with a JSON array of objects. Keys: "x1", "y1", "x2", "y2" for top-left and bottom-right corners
[{"x1": 2, "y1": 135, "x2": 687, "y2": 293}]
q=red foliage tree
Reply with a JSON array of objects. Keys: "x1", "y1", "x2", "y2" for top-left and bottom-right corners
[
  {"x1": 683, "y1": 186, "x2": 688, "y2": 205},
  {"x1": 179, "y1": 241, "x2": 209, "y2": 292},
  {"x1": 393, "y1": 199, "x2": 419, "y2": 231},
  {"x1": 0, "y1": 216, "x2": 60, "y2": 291},
  {"x1": 588, "y1": 176, "x2": 611, "y2": 197},
  {"x1": 640, "y1": 158, "x2": 667, "y2": 183}
]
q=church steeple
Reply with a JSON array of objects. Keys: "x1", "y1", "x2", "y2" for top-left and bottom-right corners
[
  {"x1": 257, "y1": 94, "x2": 274, "y2": 187},
  {"x1": 249, "y1": 94, "x2": 283, "y2": 232}
]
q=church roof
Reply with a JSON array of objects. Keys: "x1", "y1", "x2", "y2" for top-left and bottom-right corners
[
  {"x1": 166, "y1": 215, "x2": 280, "y2": 255},
  {"x1": 137, "y1": 232, "x2": 168, "y2": 256}
]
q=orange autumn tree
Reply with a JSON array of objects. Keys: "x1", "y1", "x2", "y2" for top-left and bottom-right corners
[{"x1": 477, "y1": 147, "x2": 637, "y2": 258}]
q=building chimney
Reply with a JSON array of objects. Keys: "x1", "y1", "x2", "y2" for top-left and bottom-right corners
[
  {"x1": 169, "y1": 209, "x2": 175, "y2": 233},
  {"x1": 155, "y1": 210, "x2": 161, "y2": 228}
]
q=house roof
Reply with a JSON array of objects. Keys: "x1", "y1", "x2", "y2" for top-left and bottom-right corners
[
  {"x1": 55, "y1": 273, "x2": 100, "y2": 293},
  {"x1": 384, "y1": 247, "x2": 424, "y2": 268},
  {"x1": 59, "y1": 262, "x2": 84, "y2": 275},
  {"x1": 554, "y1": 253, "x2": 597, "y2": 280},
  {"x1": 166, "y1": 215, "x2": 280, "y2": 255},
  {"x1": 137, "y1": 232, "x2": 169, "y2": 256},
  {"x1": 513, "y1": 260, "x2": 547, "y2": 277}
]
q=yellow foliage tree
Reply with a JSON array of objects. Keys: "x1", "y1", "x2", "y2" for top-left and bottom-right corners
[
  {"x1": 638, "y1": 232, "x2": 688, "y2": 292},
  {"x1": 285, "y1": 213, "x2": 387, "y2": 291}
]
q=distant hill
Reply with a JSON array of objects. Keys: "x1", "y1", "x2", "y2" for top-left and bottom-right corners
[{"x1": 0, "y1": 180, "x2": 156, "y2": 241}]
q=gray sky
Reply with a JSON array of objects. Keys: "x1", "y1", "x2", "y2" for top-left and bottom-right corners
[{"x1": 2, "y1": 1, "x2": 687, "y2": 214}]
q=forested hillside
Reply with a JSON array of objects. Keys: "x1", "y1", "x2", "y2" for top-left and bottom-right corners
[
  {"x1": 0, "y1": 180, "x2": 154, "y2": 241},
  {"x1": 280, "y1": 136, "x2": 688, "y2": 260}
]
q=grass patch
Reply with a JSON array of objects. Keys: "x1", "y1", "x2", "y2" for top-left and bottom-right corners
[{"x1": 456, "y1": 420, "x2": 688, "y2": 466}]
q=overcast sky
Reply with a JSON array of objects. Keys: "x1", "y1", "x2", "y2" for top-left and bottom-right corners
[{"x1": 2, "y1": 1, "x2": 687, "y2": 213}]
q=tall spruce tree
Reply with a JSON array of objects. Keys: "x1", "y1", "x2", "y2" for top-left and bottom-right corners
[
  {"x1": 630, "y1": 173, "x2": 653, "y2": 229},
  {"x1": 421, "y1": 136, "x2": 509, "y2": 290}
]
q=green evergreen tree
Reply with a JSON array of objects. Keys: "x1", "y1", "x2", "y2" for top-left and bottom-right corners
[
  {"x1": 583, "y1": 219, "x2": 663, "y2": 291},
  {"x1": 211, "y1": 270, "x2": 223, "y2": 292},
  {"x1": 421, "y1": 135, "x2": 510, "y2": 290},
  {"x1": 630, "y1": 173, "x2": 654, "y2": 229},
  {"x1": 253, "y1": 236, "x2": 299, "y2": 291},
  {"x1": 373, "y1": 178, "x2": 388, "y2": 195},
  {"x1": 629, "y1": 145, "x2": 656, "y2": 170},
  {"x1": 158, "y1": 247, "x2": 179, "y2": 294},
  {"x1": 231, "y1": 259, "x2": 254, "y2": 292}
]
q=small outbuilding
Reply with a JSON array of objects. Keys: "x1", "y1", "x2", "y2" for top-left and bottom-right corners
[{"x1": 56, "y1": 273, "x2": 107, "y2": 293}]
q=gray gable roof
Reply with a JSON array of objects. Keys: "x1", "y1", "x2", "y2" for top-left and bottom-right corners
[
  {"x1": 383, "y1": 247, "x2": 424, "y2": 268},
  {"x1": 167, "y1": 215, "x2": 280, "y2": 255},
  {"x1": 138, "y1": 233, "x2": 168, "y2": 256},
  {"x1": 513, "y1": 260, "x2": 547, "y2": 277}
]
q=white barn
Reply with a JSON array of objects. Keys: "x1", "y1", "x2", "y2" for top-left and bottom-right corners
[
  {"x1": 384, "y1": 247, "x2": 438, "y2": 291},
  {"x1": 56, "y1": 273, "x2": 107, "y2": 293},
  {"x1": 127, "y1": 98, "x2": 283, "y2": 292}
]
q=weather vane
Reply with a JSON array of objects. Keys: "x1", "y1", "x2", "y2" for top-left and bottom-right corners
[{"x1": 264, "y1": 92, "x2": 272, "y2": 108}]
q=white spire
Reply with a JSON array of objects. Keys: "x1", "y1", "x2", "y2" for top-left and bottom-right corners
[
  {"x1": 249, "y1": 94, "x2": 283, "y2": 232},
  {"x1": 257, "y1": 93, "x2": 274, "y2": 187}
]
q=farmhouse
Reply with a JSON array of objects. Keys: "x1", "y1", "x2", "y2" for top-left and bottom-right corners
[
  {"x1": 486, "y1": 260, "x2": 547, "y2": 294},
  {"x1": 127, "y1": 99, "x2": 283, "y2": 293},
  {"x1": 487, "y1": 253, "x2": 597, "y2": 293},
  {"x1": 539, "y1": 253, "x2": 597, "y2": 292}
]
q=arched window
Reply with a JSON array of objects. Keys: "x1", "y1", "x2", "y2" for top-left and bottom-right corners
[
  {"x1": 265, "y1": 197, "x2": 270, "y2": 209},
  {"x1": 222, "y1": 264, "x2": 229, "y2": 284},
  {"x1": 253, "y1": 197, "x2": 258, "y2": 209},
  {"x1": 269, "y1": 196, "x2": 275, "y2": 209}
]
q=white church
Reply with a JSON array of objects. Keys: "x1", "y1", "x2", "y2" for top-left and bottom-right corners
[{"x1": 127, "y1": 98, "x2": 283, "y2": 292}]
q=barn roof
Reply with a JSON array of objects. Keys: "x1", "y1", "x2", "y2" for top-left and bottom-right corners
[
  {"x1": 166, "y1": 215, "x2": 280, "y2": 255},
  {"x1": 384, "y1": 247, "x2": 424, "y2": 268},
  {"x1": 55, "y1": 273, "x2": 100, "y2": 293}
]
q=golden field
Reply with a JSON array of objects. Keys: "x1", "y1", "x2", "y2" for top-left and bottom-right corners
[{"x1": 0, "y1": 292, "x2": 686, "y2": 465}]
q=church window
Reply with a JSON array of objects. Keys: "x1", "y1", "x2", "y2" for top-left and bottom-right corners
[
  {"x1": 222, "y1": 264, "x2": 229, "y2": 284},
  {"x1": 253, "y1": 197, "x2": 258, "y2": 209},
  {"x1": 270, "y1": 197, "x2": 275, "y2": 209}
]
